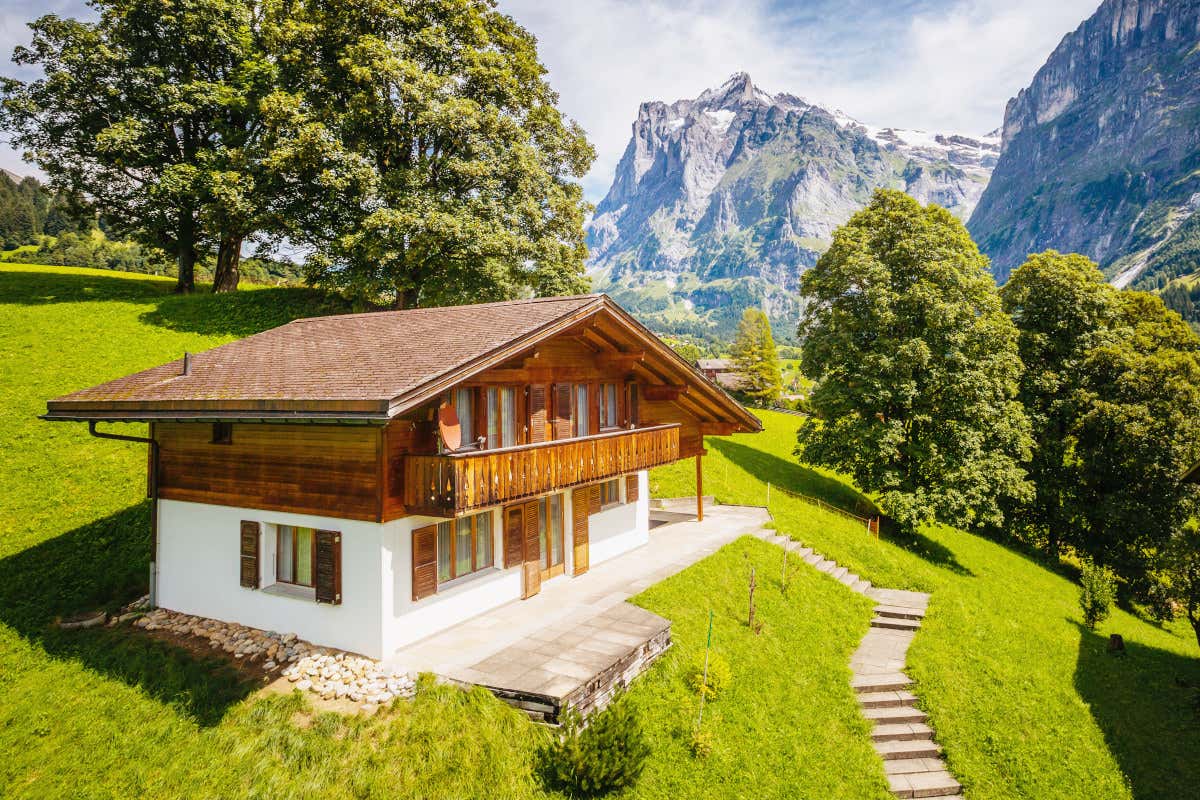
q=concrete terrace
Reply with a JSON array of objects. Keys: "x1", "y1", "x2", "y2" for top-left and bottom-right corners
[{"x1": 386, "y1": 503, "x2": 770, "y2": 720}]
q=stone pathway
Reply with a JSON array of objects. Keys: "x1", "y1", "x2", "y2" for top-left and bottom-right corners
[{"x1": 756, "y1": 531, "x2": 962, "y2": 799}]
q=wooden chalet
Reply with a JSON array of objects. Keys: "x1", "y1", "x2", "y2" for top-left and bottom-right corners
[{"x1": 45, "y1": 294, "x2": 760, "y2": 658}]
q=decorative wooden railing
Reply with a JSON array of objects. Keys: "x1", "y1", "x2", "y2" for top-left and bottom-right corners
[{"x1": 402, "y1": 424, "x2": 681, "y2": 517}]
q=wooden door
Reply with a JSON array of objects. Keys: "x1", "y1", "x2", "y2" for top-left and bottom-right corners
[
  {"x1": 521, "y1": 499, "x2": 541, "y2": 598},
  {"x1": 571, "y1": 487, "x2": 589, "y2": 575}
]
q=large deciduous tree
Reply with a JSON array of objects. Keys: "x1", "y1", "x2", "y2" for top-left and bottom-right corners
[
  {"x1": 796, "y1": 189, "x2": 1032, "y2": 532},
  {"x1": 272, "y1": 0, "x2": 595, "y2": 308},
  {"x1": 1, "y1": 0, "x2": 278, "y2": 293},
  {"x1": 730, "y1": 307, "x2": 782, "y2": 407}
]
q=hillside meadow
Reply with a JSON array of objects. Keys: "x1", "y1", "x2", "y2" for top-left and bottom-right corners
[{"x1": 1, "y1": 264, "x2": 1196, "y2": 798}]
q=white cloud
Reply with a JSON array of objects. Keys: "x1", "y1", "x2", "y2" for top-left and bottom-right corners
[{"x1": 501, "y1": 0, "x2": 1100, "y2": 201}]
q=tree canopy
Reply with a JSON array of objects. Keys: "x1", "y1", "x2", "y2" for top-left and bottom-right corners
[
  {"x1": 270, "y1": 0, "x2": 595, "y2": 308},
  {"x1": 796, "y1": 189, "x2": 1032, "y2": 532},
  {"x1": 729, "y1": 307, "x2": 782, "y2": 406}
]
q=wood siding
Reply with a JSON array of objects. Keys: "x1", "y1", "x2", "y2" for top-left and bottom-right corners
[
  {"x1": 155, "y1": 422, "x2": 380, "y2": 521},
  {"x1": 402, "y1": 424, "x2": 679, "y2": 517}
]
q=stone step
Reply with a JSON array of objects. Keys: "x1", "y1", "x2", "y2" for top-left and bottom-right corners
[
  {"x1": 836, "y1": 571, "x2": 859, "y2": 586},
  {"x1": 883, "y1": 756, "x2": 951, "y2": 776},
  {"x1": 864, "y1": 705, "x2": 928, "y2": 724},
  {"x1": 831, "y1": 566, "x2": 849, "y2": 580},
  {"x1": 875, "y1": 604, "x2": 926, "y2": 620},
  {"x1": 857, "y1": 689, "x2": 918, "y2": 708},
  {"x1": 816, "y1": 560, "x2": 836, "y2": 573},
  {"x1": 872, "y1": 616, "x2": 921, "y2": 632},
  {"x1": 796, "y1": 546, "x2": 813, "y2": 557},
  {"x1": 851, "y1": 579, "x2": 872, "y2": 593},
  {"x1": 804, "y1": 552, "x2": 822, "y2": 565},
  {"x1": 852, "y1": 672, "x2": 913, "y2": 693},
  {"x1": 871, "y1": 722, "x2": 934, "y2": 742},
  {"x1": 887, "y1": 769, "x2": 962, "y2": 798},
  {"x1": 873, "y1": 738, "x2": 942, "y2": 761},
  {"x1": 785, "y1": 541, "x2": 803, "y2": 553}
]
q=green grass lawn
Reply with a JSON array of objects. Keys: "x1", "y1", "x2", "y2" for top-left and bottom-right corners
[
  {"x1": 653, "y1": 410, "x2": 1200, "y2": 800},
  {"x1": 0, "y1": 264, "x2": 888, "y2": 798}
]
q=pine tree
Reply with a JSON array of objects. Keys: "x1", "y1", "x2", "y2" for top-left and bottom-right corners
[{"x1": 730, "y1": 308, "x2": 782, "y2": 407}]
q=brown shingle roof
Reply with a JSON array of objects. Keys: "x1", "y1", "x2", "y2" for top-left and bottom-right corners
[{"x1": 48, "y1": 295, "x2": 603, "y2": 419}]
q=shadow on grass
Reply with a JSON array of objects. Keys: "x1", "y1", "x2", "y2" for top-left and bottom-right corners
[
  {"x1": 884, "y1": 527, "x2": 976, "y2": 578},
  {"x1": 0, "y1": 268, "x2": 168, "y2": 305},
  {"x1": 0, "y1": 502, "x2": 256, "y2": 726},
  {"x1": 140, "y1": 286, "x2": 353, "y2": 338},
  {"x1": 1072, "y1": 620, "x2": 1200, "y2": 799}
]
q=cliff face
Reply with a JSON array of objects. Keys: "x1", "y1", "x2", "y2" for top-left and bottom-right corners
[
  {"x1": 969, "y1": 0, "x2": 1200, "y2": 286},
  {"x1": 586, "y1": 73, "x2": 997, "y2": 339}
]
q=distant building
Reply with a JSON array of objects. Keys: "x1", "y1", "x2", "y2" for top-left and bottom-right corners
[{"x1": 696, "y1": 358, "x2": 746, "y2": 391}]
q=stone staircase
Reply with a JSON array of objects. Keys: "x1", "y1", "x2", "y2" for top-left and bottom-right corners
[{"x1": 757, "y1": 531, "x2": 962, "y2": 799}]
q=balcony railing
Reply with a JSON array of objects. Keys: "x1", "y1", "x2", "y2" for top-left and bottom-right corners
[{"x1": 402, "y1": 424, "x2": 681, "y2": 517}]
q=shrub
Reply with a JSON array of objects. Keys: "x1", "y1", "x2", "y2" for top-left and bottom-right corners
[
  {"x1": 688, "y1": 652, "x2": 732, "y2": 700},
  {"x1": 1080, "y1": 560, "x2": 1118, "y2": 630},
  {"x1": 537, "y1": 690, "x2": 650, "y2": 797},
  {"x1": 688, "y1": 726, "x2": 714, "y2": 758}
]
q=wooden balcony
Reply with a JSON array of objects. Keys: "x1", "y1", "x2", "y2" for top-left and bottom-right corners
[{"x1": 402, "y1": 424, "x2": 681, "y2": 517}]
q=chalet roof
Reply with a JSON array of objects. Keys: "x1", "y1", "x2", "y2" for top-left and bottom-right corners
[
  {"x1": 697, "y1": 358, "x2": 733, "y2": 371},
  {"x1": 45, "y1": 294, "x2": 761, "y2": 432}
]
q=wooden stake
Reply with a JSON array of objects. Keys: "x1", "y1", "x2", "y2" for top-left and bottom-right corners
[{"x1": 748, "y1": 566, "x2": 757, "y2": 629}]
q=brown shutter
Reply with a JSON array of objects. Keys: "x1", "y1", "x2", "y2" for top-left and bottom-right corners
[
  {"x1": 412, "y1": 524, "x2": 438, "y2": 601},
  {"x1": 503, "y1": 504, "x2": 524, "y2": 568},
  {"x1": 314, "y1": 529, "x2": 341, "y2": 604},
  {"x1": 627, "y1": 383, "x2": 639, "y2": 426},
  {"x1": 529, "y1": 385, "x2": 547, "y2": 443},
  {"x1": 571, "y1": 487, "x2": 590, "y2": 575},
  {"x1": 588, "y1": 484, "x2": 601, "y2": 515},
  {"x1": 626, "y1": 474, "x2": 640, "y2": 504},
  {"x1": 522, "y1": 499, "x2": 541, "y2": 598},
  {"x1": 553, "y1": 383, "x2": 573, "y2": 440},
  {"x1": 589, "y1": 382, "x2": 601, "y2": 435},
  {"x1": 239, "y1": 521, "x2": 260, "y2": 588}
]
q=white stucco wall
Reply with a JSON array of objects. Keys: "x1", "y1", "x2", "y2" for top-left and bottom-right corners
[
  {"x1": 156, "y1": 499, "x2": 386, "y2": 658},
  {"x1": 156, "y1": 472, "x2": 651, "y2": 659}
]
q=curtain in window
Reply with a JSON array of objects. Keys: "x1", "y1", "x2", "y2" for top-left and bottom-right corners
[
  {"x1": 604, "y1": 384, "x2": 618, "y2": 427},
  {"x1": 279, "y1": 526, "x2": 295, "y2": 583},
  {"x1": 476, "y1": 513, "x2": 494, "y2": 568},
  {"x1": 486, "y1": 387, "x2": 499, "y2": 449},
  {"x1": 550, "y1": 495, "x2": 564, "y2": 566},
  {"x1": 500, "y1": 387, "x2": 516, "y2": 447},
  {"x1": 437, "y1": 522, "x2": 452, "y2": 582},
  {"x1": 455, "y1": 388, "x2": 474, "y2": 446},
  {"x1": 574, "y1": 384, "x2": 589, "y2": 436},
  {"x1": 455, "y1": 517, "x2": 473, "y2": 576},
  {"x1": 294, "y1": 527, "x2": 313, "y2": 585}
]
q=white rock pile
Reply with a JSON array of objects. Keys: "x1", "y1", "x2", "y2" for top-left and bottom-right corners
[
  {"x1": 281, "y1": 653, "x2": 416, "y2": 707},
  {"x1": 130, "y1": 606, "x2": 415, "y2": 708}
]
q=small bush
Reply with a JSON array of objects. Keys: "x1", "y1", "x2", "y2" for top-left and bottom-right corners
[
  {"x1": 688, "y1": 652, "x2": 732, "y2": 700},
  {"x1": 1080, "y1": 560, "x2": 1118, "y2": 630},
  {"x1": 688, "y1": 726, "x2": 714, "y2": 758},
  {"x1": 538, "y1": 690, "x2": 650, "y2": 797}
]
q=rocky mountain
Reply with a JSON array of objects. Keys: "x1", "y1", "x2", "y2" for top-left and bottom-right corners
[
  {"x1": 586, "y1": 72, "x2": 999, "y2": 340},
  {"x1": 969, "y1": 0, "x2": 1200, "y2": 286}
]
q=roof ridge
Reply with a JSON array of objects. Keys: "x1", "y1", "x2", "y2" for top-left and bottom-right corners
[{"x1": 291, "y1": 293, "x2": 605, "y2": 324}]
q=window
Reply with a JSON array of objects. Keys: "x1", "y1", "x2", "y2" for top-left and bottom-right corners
[
  {"x1": 454, "y1": 387, "x2": 476, "y2": 448},
  {"x1": 599, "y1": 383, "x2": 619, "y2": 429},
  {"x1": 436, "y1": 510, "x2": 494, "y2": 583},
  {"x1": 600, "y1": 478, "x2": 621, "y2": 508},
  {"x1": 484, "y1": 386, "x2": 519, "y2": 449},
  {"x1": 277, "y1": 525, "x2": 315, "y2": 587},
  {"x1": 537, "y1": 495, "x2": 565, "y2": 570},
  {"x1": 211, "y1": 421, "x2": 233, "y2": 444},
  {"x1": 627, "y1": 383, "x2": 639, "y2": 427},
  {"x1": 574, "y1": 384, "x2": 590, "y2": 437}
]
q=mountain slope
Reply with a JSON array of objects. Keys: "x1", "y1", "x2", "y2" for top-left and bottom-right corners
[
  {"x1": 586, "y1": 73, "x2": 998, "y2": 340},
  {"x1": 968, "y1": 0, "x2": 1200, "y2": 285}
]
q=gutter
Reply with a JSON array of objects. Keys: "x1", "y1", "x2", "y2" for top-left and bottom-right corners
[{"x1": 86, "y1": 421, "x2": 161, "y2": 608}]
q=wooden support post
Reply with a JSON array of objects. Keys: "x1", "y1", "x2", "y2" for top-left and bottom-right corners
[{"x1": 696, "y1": 453, "x2": 704, "y2": 522}]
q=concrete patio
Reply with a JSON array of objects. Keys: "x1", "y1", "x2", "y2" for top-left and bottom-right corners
[{"x1": 386, "y1": 503, "x2": 770, "y2": 719}]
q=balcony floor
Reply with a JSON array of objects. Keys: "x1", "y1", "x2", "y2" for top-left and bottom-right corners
[{"x1": 385, "y1": 503, "x2": 770, "y2": 719}]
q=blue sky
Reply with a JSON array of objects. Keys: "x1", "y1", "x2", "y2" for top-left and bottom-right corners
[{"x1": 1, "y1": 0, "x2": 1101, "y2": 201}]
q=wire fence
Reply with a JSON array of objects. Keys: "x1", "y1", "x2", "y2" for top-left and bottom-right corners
[{"x1": 766, "y1": 481, "x2": 880, "y2": 536}]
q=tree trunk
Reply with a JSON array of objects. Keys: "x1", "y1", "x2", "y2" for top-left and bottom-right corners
[
  {"x1": 1189, "y1": 607, "x2": 1200, "y2": 651},
  {"x1": 394, "y1": 287, "x2": 419, "y2": 309},
  {"x1": 212, "y1": 233, "x2": 242, "y2": 293},
  {"x1": 175, "y1": 208, "x2": 196, "y2": 294}
]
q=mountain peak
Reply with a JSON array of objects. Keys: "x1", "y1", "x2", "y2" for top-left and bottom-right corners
[{"x1": 696, "y1": 71, "x2": 759, "y2": 108}]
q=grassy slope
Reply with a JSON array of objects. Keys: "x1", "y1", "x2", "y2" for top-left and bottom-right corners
[
  {"x1": 652, "y1": 410, "x2": 1200, "y2": 800},
  {"x1": 0, "y1": 264, "x2": 885, "y2": 798}
]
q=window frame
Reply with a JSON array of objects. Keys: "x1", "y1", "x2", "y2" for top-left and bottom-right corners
[
  {"x1": 211, "y1": 421, "x2": 233, "y2": 444},
  {"x1": 599, "y1": 478, "x2": 622, "y2": 509},
  {"x1": 436, "y1": 510, "x2": 496, "y2": 585},
  {"x1": 275, "y1": 525, "x2": 316, "y2": 588},
  {"x1": 599, "y1": 382, "x2": 620, "y2": 430}
]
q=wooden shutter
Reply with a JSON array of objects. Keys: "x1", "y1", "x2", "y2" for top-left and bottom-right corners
[
  {"x1": 412, "y1": 524, "x2": 438, "y2": 601},
  {"x1": 588, "y1": 484, "x2": 601, "y2": 515},
  {"x1": 314, "y1": 529, "x2": 342, "y2": 605},
  {"x1": 571, "y1": 487, "x2": 590, "y2": 576},
  {"x1": 626, "y1": 382, "x2": 639, "y2": 426},
  {"x1": 529, "y1": 384, "x2": 547, "y2": 443},
  {"x1": 239, "y1": 521, "x2": 260, "y2": 589},
  {"x1": 626, "y1": 474, "x2": 640, "y2": 504},
  {"x1": 522, "y1": 499, "x2": 541, "y2": 598},
  {"x1": 553, "y1": 383, "x2": 572, "y2": 440},
  {"x1": 589, "y1": 382, "x2": 601, "y2": 435},
  {"x1": 503, "y1": 505, "x2": 524, "y2": 568}
]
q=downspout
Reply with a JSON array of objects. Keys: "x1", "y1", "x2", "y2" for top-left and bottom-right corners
[{"x1": 88, "y1": 421, "x2": 160, "y2": 607}]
